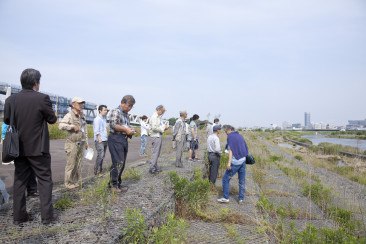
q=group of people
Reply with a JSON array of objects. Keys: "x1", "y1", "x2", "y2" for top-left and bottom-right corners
[
  {"x1": 206, "y1": 124, "x2": 249, "y2": 204},
  {"x1": 2, "y1": 68, "x2": 249, "y2": 225}
]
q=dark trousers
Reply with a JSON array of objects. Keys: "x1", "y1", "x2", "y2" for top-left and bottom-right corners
[
  {"x1": 94, "y1": 141, "x2": 108, "y2": 174},
  {"x1": 13, "y1": 154, "x2": 53, "y2": 221},
  {"x1": 108, "y1": 134, "x2": 128, "y2": 188},
  {"x1": 208, "y1": 152, "x2": 220, "y2": 184},
  {"x1": 27, "y1": 168, "x2": 38, "y2": 194}
]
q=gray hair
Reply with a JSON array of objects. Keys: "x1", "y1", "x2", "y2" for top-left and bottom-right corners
[
  {"x1": 156, "y1": 105, "x2": 164, "y2": 111},
  {"x1": 179, "y1": 110, "x2": 187, "y2": 116},
  {"x1": 121, "y1": 95, "x2": 135, "y2": 105},
  {"x1": 225, "y1": 125, "x2": 235, "y2": 132}
]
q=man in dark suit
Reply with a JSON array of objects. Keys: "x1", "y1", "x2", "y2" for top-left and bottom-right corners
[{"x1": 4, "y1": 68, "x2": 58, "y2": 225}]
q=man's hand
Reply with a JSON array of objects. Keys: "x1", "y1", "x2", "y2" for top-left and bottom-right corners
[
  {"x1": 86, "y1": 144, "x2": 89, "y2": 149},
  {"x1": 227, "y1": 163, "x2": 231, "y2": 171},
  {"x1": 97, "y1": 135, "x2": 102, "y2": 143},
  {"x1": 164, "y1": 125, "x2": 169, "y2": 131},
  {"x1": 125, "y1": 127, "x2": 135, "y2": 136},
  {"x1": 73, "y1": 125, "x2": 79, "y2": 132}
]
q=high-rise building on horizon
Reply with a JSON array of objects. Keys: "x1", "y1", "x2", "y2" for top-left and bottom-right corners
[{"x1": 304, "y1": 112, "x2": 311, "y2": 128}]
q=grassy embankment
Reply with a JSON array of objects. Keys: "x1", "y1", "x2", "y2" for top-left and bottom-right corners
[
  {"x1": 274, "y1": 131, "x2": 366, "y2": 186},
  {"x1": 247, "y1": 131, "x2": 365, "y2": 243}
]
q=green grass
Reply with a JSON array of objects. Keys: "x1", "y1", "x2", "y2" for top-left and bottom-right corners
[
  {"x1": 169, "y1": 171, "x2": 210, "y2": 218},
  {"x1": 301, "y1": 182, "x2": 332, "y2": 209},
  {"x1": 54, "y1": 194, "x2": 74, "y2": 210},
  {"x1": 284, "y1": 223, "x2": 364, "y2": 244}
]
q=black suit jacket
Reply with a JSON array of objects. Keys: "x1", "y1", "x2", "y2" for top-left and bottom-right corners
[{"x1": 4, "y1": 89, "x2": 57, "y2": 156}]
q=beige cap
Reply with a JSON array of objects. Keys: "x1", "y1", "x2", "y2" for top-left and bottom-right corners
[{"x1": 72, "y1": 97, "x2": 85, "y2": 103}]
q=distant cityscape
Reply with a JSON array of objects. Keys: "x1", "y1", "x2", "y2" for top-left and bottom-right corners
[
  {"x1": 249, "y1": 112, "x2": 366, "y2": 131},
  {"x1": 277, "y1": 112, "x2": 366, "y2": 131}
]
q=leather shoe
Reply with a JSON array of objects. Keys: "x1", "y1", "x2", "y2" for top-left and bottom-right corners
[
  {"x1": 118, "y1": 185, "x2": 128, "y2": 192},
  {"x1": 111, "y1": 187, "x2": 121, "y2": 193},
  {"x1": 13, "y1": 215, "x2": 34, "y2": 225},
  {"x1": 149, "y1": 169, "x2": 158, "y2": 174},
  {"x1": 27, "y1": 192, "x2": 40, "y2": 198},
  {"x1": 42, "y1": 214, "x2": 58, "y2": 225}
]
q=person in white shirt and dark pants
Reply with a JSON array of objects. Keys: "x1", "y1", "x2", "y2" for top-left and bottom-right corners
[
  {"x1": 207, "y1": 125, "x2": 222, "y2": 184},
  {"x1": 93, "y1": 105, "x2": 108, "y2": 176},
  {"x1": 139, "y1": 115, "x2": 149, "y2": 156}
]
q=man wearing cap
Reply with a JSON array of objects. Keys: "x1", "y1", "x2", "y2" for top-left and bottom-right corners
[
  {"x1": 207, "y1": 125, "x2": 222, "y2": 184},
  {"x1": 173, "y1": 110, "x2": 187, "y2": 168},
  {"x1": 148, "y1": 105, "x2": 169, "y2": 174},
  {"x1": 59, "y1": 97, "x2": 89, "y2": 190},
  {"x1": 93, "y1": 105, "x2": 108, "y2": 176}
]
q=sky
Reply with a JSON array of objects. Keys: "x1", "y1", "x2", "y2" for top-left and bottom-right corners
[{"x1": 0, "y1": 0, "x2": 365, "y2": 127}]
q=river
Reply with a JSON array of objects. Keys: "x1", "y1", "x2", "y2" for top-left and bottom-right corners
[{"x1": 301, "y1": 134, "x2": 366, "y2": 151}]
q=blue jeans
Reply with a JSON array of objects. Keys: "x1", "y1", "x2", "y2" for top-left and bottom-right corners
[
  {"x1": 140, "y1": 135, "x2": 147, "y2": 155},
  {"x1": 222, "y1": 163, "x2": 246, "y2": 200}
]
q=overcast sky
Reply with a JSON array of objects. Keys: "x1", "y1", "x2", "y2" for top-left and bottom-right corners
[{"x1": 1, "y1": 0, "x2": 365, "y2": 127}]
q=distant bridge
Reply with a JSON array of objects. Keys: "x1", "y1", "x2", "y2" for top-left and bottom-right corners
[{"x1": 0, "y1": 82, "x2": 168, "y2": 126}]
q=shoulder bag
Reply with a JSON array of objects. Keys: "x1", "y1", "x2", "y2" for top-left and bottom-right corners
[
  {"x1": 246, "y1": 154, "x2": 256, "y2": 165},
  {"x1": 2, "y1": 95, "x2": 19, "y2": 162}
]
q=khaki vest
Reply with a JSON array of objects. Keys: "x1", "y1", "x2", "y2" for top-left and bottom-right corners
[
  {"x1": 66, "y1": 111, "x2": 87, "y2": 143},
  {"x1": 174, "y1": 119, "x2": 186, "y2": 141}
]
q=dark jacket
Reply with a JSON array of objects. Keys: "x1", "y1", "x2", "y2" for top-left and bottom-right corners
[{"x1": 4, "y1": 89, "x2": 57, "y2": 156}]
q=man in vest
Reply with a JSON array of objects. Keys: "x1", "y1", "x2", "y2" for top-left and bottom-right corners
[
  {"x1": 173, "y1": 110, "x2": 188, "y2": 168},
  {"x1": 59, "y1": 97, "x2": 89, "y2": 190},
  {"x1": 148, "y1": 105, "x2": 169, "y2": 174}
]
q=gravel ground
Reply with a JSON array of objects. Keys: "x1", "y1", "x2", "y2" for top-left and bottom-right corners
[{"x1": 2, "y1": 135, "x2": 364, "y2": 243}]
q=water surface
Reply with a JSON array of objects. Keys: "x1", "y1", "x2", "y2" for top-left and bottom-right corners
[{"x1": 302, "y1": 134, "x2": 366, "y2": 151}]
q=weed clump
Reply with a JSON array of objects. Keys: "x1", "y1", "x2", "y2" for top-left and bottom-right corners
[
  {"x1": 150, "y1": 213, "x2": 189, "y2": 243},
  {"x1": 284, "y1": 223, "x2": 364, "y2": 244},
  {"x1": 169, "y1": 171, "x2": 210, "y2": 218},
  {"x1": 123, "y1": 208, "x2": 147, "y2": 243},
  {"x1": 301, "y1": 182, "x2": 332, "y2": 209},
  {"x1": 54, "y1": 194, "x2": 74, "y2": 210}
]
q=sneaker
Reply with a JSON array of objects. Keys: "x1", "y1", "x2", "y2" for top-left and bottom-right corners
[
  {"x1": 149, "y1": 169, "x2": 158, "y2": 174},
  {"x1": 239, "y1": 200, "x2": 244, "y2": 204},
  {"x1": 2, "y1": 162, "x2": 11, "y2": 165},
  {"x1": 10, "y1": 161, "x2": 14, "y2": 165},
  {"x1": 217, "y1": 197, "x2": 229, "y2": 203}
]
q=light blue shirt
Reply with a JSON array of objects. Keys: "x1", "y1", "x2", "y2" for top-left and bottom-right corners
[
  {"x1": 1, "y1": 123, "x2": 8, "y2": 140},
  {"x1": 227, "y1": 145, "x2": 246, "y2": 165},
  {"x1": 93, "y1": 114, "x2": 108, "y2": 141}
]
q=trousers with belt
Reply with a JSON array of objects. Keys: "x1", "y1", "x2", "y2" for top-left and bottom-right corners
[{"x1": 108, "y1": 133, "x2": 128, "y2": 188}]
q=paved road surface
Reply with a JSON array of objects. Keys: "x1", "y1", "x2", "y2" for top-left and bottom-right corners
[{"x1": 0, "y1": 135, "x2": 172, "y2": 194}]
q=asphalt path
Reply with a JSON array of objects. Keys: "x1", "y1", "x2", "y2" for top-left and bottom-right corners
[{"x1": 0, "y1": 135, "x2": 173, "y2": 194}]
